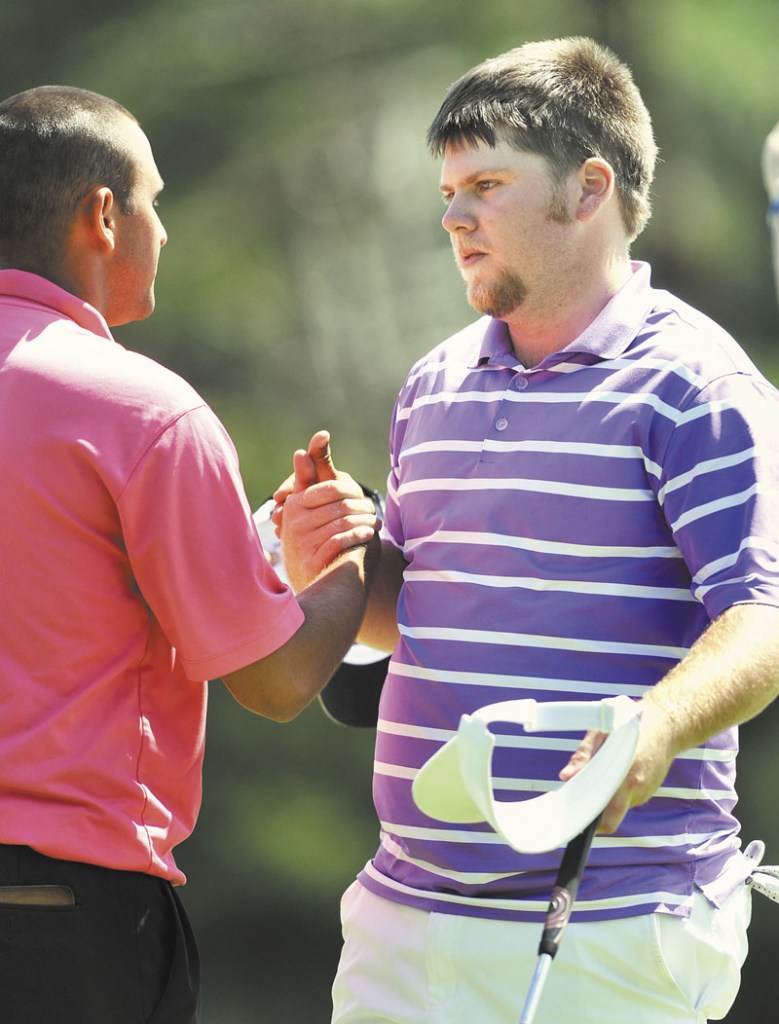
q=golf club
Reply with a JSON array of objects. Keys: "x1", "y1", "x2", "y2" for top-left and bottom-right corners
[{"x1": 518, "y1": 814, "x2": 600, "y2": 1023}]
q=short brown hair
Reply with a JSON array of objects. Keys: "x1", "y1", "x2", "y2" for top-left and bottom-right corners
[
  {"x1": 427, "y1": 37, "x2": 658, "y2": 240},
  {"x1": 0, "y1": 86, "x2": 139, "y2": 267}
]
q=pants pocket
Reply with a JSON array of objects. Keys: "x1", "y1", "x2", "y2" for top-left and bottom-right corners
[
  {"x1": 0, "y1": 884, "x2": 75, "y2": 907},
  {"x1": 653, "y1": 888, "x2": 751, "y2": 1021}
]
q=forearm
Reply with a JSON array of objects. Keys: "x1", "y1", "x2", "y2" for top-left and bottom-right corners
[
  {"x1": 356, "y1": 539, "x2": 406, "y2": 652},
  {"x1": 580, "y1": 602, "x2": 779, "y2": 833},
  {"x1": 223, "y1": 538, "x2": 378, "y2": 721},
  {"x1": 641, "y1": 603, "x2": 779, "y2": 756}
]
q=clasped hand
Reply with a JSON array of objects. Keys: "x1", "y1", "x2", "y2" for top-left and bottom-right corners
[{"x1": 271, "y1": 430, "x2": 381, "y2": 592}]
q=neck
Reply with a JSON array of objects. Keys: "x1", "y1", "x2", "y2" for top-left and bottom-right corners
[{"x1": 505, "y1": 253, "x2": 632, "y2": 368}]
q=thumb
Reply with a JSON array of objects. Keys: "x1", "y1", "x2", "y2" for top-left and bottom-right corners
[
  {"x1": 308, "y1": 429, "x2": 337, "y2": 482},
  {"x1": 290, "y1": 450, "x2": 317, "y2": 493}
]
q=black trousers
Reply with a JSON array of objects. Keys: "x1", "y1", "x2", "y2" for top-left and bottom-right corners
[{"x1": 0, "y1": 844, "x2": 200, "y2": 1024}]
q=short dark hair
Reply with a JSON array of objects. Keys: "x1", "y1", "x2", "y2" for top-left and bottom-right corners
[
  {"x1": 426, "y1": 37, "x2": 658, "y2": 240},
  {"x1": 0, "y1": 85, "x2": 139, "y2": 268}
]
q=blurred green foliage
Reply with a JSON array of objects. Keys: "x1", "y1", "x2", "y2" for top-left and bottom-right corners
[{"x1": 5, "y1": 1, "x2": 779, "y2": 1020}]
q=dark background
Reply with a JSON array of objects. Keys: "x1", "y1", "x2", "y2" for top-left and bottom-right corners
[{"x1": 5, "y1": 1, "x2": 778, "y2": 1020}]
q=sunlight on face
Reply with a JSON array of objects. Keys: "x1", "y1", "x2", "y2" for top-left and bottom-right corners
[{"x1": 439, "y1": 139, "x2": 574, "y2": 320}]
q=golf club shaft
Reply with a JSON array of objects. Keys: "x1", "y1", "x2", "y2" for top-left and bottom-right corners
[
  {"x1": 518, "y1": 953, "x2": 551, "y2": 1024},
  {"x1": 517, "y1": 815, "x2": 601, "y2": 1023}
]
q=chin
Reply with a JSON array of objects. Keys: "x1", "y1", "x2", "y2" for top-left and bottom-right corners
[
  {"x1": 468, "y1": 277, "x2": 525, "y2": 320},
  {"x1": 107, "y1": 298, "x2": 155, "y2": 329}
]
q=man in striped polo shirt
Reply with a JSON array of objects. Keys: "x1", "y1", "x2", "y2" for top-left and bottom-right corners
[{"x1": 280, "y1": 36, "x2": 779, "y2": 1023}]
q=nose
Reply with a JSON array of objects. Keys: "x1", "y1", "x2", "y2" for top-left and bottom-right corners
[{"x1": 441, "y1": 193, "x2": 475, "y2": 235}]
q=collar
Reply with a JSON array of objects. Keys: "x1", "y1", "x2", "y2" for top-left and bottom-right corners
[
  {"x1": 467, "y1": 261, "x2": 656, "y2": 370},
  {"x1": 0, "y1": 269, "x2": 115, "y2": 341}
]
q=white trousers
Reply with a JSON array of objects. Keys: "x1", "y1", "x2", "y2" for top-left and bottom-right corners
[{"x1": 331, "y1": 881, "x2": 752, "y2": 1024}]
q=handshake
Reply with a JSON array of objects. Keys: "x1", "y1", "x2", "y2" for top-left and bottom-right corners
[
  {"x1": 254, "y1": 429, "x2": 389, "y2": 728},
  {"x1": 258, "y1": 428, "x2": 382, "y2": 595}
]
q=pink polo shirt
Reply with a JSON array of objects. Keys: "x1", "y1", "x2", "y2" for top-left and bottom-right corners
[{"x1": 0, "y1": 271, "x2": 304, "y2": 883}]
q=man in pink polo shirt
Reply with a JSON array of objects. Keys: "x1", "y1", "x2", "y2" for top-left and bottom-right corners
[{"x1": 0, "y1": 86, "x2": 377, "y2": 1023}]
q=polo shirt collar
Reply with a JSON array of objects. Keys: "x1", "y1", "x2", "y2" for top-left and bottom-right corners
[
  {"x1": 468, "y1": 261, "x2": 656, "y2": 369},
  {"x1": 0, "y1": 269, "x2": 114, "y2": 341}
]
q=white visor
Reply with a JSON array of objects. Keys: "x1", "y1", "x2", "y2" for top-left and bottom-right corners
[{"x1": 412, "y1": 696, "x2": 641, "y2": 854}]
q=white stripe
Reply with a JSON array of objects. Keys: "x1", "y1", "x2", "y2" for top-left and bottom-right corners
[
  {"x1": 402, "y1": 348, "x2": 704, "y2": 384},
  {"x1": 594, "y1": 829, "x2": 735, "y2": 849},
  {"x1": 377, "y1": 719, "x2": 454, "y2": 742},
  {"x1": 383, "y1": 821, "x2": 507, "y2": 844},
  {"x1": 398, "y1": 476, "x2": 654, "y2": 503},
  {"x1": 404, "y1": 568, "x2": 694, "y2": 603},
  {"x1": 377, "y1": 720, "x2": 589, "y2": 753},
  {"x1": 399, "y1": 436, "x2": 660, "y2": 468},
  {"x1": 375, "y1": 829, "x2": 731, "y2": 887},
  {"x1": 670, "y1": 484, "x2": 759, "y2": 532},
  {"x1": 396, "y1": 387, "x2": 736, "y2": 429},
  {"x1": 655, "y1": 784, "x2": 733, "y2": 800},
  {"x1": 503, "y1": 389, "x2": 682, "y2": 420},
  {"x1": 594, "y1": 355, "x2": 705, "y2": 388},
  {"x1": 395, "y1": 390, "x2": 512, "y2": 421},
  {"x1": 381, "y1": 821, "x2": 718, "y2": 847},
  {"x1": 398, "y1": 623, "x2": 689, "y2": 660},
  {"x1": 373, "y1": 762, "x2": 730, "y2": 802},
  {"x1": 659, "y1": 448, "x2": 755, "y2": 502},
  {"x1": 378, "y1": 832, "x2": 525, "y2": 886},
  {"x1": 395, "y1": 388, "x2": 687, "y2": 424},
  {"x1": 386, "y1": 660, "x2": 648, "y2": 697},
  {"x1": 375, "y1": 715, "x2": 737, "y2": 762},
  {"x1": 677, "y1": 398, "x2": 737, "y2": 426},
  {"x1": 403, "y1": 530, "x2": 681, "y2": 561},
  {"x1": 361, "y1": 859, "x2": 693, "y2": 914},
  {"x1": 374, "y1": 761, "x2": 417, "y2": 780},
  {"x1": 695, "y1": 577, "x2": 765, "y2": 603},
  {"x1": 374, "y1": 763, "x2": 564, "y2": 791},
  {"x1": 693, "y1": 536, "x2": 779, "y2": 584}
]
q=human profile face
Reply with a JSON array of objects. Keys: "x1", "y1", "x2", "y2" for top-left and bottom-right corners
[
  {"x1": 439, "y1": 138, "x2": 574, "y2": 321},
  {"x1": 104, "y1": 118, "x2": 167, "y2": 327}
]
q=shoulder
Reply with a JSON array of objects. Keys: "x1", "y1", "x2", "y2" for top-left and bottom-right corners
[
  {"x1": 642, "y1": 289, "x2": 768, "y2": 383},
  {"x1": 34, "y1": 318, "x2": 207, "y2": 421}
]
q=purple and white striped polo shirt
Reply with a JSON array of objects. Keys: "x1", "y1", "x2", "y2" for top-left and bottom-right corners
[{"x1": 358, "y1": 261, "x2": 779, "y2": 922}]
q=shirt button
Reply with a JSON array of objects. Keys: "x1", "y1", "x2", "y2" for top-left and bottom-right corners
[
  {"x1": 495, "y1": 418, "x2": 508, "y2": 431},
  {"x1": 514, "y1": 376, "x2": 529, "y2": 391}
]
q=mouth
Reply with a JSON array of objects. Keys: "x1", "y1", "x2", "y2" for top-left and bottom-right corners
[{"x1": 458, "y1": 248, "x2": 486, "y2": 269}]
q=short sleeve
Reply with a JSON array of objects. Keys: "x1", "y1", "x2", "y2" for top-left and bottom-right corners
[
  {"x1": 117, "y1": 406, "x2": 304, "y2": 680},
  {"x1": 657, "y1": 372, "x2": 779, "y2": 619}
]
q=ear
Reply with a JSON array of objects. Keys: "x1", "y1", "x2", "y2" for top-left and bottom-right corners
[
  {"x1": 575, "y1": 158, "x2": 615, "y2": 222},
  {"x1": 77, "y1": 186, "x2": 118, "y2": 253}
]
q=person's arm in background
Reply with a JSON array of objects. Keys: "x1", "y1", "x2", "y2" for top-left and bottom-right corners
[
  {"x1": 222, "y1": 432, "x2": 381, "y2": 721},
  {"x1": 763, "y1": 122, "x2": 779, "y2": 305},
  {"x1": 272, "y1": 432, "x2": 406, "y2": 655}
]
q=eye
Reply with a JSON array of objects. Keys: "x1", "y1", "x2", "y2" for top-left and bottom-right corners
[
  {"x1": 440, "y1": 191, "x2": 454, "y2": 205},
  {"x1": 476, "y1": 179, "x2": 498, "y2": 193}
]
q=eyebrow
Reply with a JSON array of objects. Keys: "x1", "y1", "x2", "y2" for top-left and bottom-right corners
[{"x1": 438, "y1": 167, "x2": 514, "y2": 192}]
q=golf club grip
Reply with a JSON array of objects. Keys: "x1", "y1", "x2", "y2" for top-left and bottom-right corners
[{"x1": 537, "y1": 815, "x2": 600, "y2": 959}]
